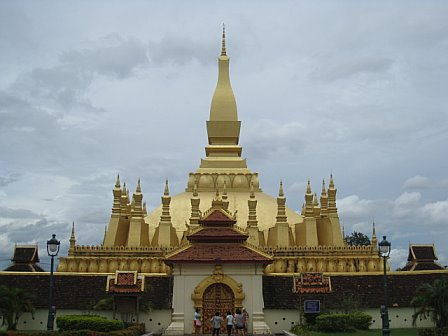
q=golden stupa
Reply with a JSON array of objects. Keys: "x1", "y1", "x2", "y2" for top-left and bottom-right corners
[{"x1": 58, "y1": 27, "x2": 384, "y2": 275}]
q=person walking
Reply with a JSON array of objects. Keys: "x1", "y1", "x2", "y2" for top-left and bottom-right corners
[
  {"x1": 234, "y1": 309, "x2": 245, "y2": 336},
  {"x1": 194, "y1": 308, "x2": 202, "y2": 334},
  {"x1": 210, "y1": 311, "x2": 224, "y2": 336},
  {"x1": 242, "y1": 308, "x2": 249, "y2": 336},
  {"x1": 226, "y1": 311, "x2": 234, "y2": 336}
]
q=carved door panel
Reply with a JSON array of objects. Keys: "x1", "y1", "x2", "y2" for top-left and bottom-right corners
[{"x1": 203, "y1": 283, "x2": 234, "y2": 334}]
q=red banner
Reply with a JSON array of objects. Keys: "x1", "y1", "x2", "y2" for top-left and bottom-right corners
[{"x1": 293, "y1": 272, "x2": 331, "y2": 294}]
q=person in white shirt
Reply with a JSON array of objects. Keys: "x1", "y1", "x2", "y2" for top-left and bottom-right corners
[{"x1": 226, "y1": 311, "x2": 234, "y2": 336}]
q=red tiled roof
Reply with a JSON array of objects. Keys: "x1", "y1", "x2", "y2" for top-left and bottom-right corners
[
  {"x1": 117, "y1": 272, "x2": 135, "y2": 285},
  {"x1": 200, "y1": 209, "x2": 236, "y2": 226},
  {"x1": 188, "y1": 227, "x2": 248, "y2": 242},
  {"x1": 165, "y1": 243, "x2": 272, "y2": 264},
  {"x1": 108, "y1": 279, "x2": 143, "y2": 294}
]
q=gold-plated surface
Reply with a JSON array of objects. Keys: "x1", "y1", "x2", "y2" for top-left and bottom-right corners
[{"x1": 58, "y1": 30, "x2": 384, "y2": 273}]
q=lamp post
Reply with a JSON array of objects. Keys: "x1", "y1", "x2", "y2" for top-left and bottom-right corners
[
  {"x1": 47, "y1": 234, "x2": 60, "y2": 331},
  {"x1": 378, "y1": 235, "x2": 391, "y2": 336}
]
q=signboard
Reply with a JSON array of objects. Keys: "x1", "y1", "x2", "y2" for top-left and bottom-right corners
[
  {"x1": 293, "y1": 272, "x2": 331, "y2": 294},
  {"x1": 304, "y1": 300, "x2": 321, "y2": 313}
]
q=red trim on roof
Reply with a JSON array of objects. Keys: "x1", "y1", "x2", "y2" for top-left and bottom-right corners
[{"x1": 165, "y1": 244, "x2": 271, "y2": 265}]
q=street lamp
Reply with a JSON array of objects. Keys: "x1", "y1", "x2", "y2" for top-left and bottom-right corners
[
  {"x1": 378, "y1": 235, "x2": 391, "y2": 336},
  {"x1": 47, "y1": 234, "x2": 60, "y2": 331}
]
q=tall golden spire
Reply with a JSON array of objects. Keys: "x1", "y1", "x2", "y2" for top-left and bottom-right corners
[{"x1": 200, "y1": 25, "x2": 246, "y2": 171}]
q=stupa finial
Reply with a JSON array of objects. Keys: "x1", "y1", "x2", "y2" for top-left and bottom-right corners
[
  {"x1": 115, "y1": 174, "x2": 120, "y2": 188},
  {"x1": 136, "y1": 178, "x2": 141, "y2": 193},
  {"x1": 164, "y1": 178, "x2": 169, "y2": 196},
  {"x1": 221, "y1": 23, "x2": 227, "y2": 56},
  {"x1": 279, "y1": 180, "x2": 284, "y2": 197}
]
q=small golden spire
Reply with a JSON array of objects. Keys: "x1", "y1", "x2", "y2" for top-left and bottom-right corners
[
  {"x1": 223, "y1": 181, "x2": 228, "y2": 197},
  {"x1": 69, "y1": 221, "x2": 76, "y2": 252},
  {"x1": 122, "y1": 181, "x2": 127, "y2": 194},
  {"x1": 143, "y1": 201, "x2": 147, "y2": 216},
  {"x1": 279, "y1": 180, "x2": 284, "y2": 197},
  {"x1": 313, "y1": 193, "x2": 319, "y2": 206},
  {"x1": 221, "y1": 23, "x2": 227, "y2": 56},
  {"x1": 329, "y1": 173, "x2": 335, "y2": 189},
  {"x1": 164, "y1": 178, "x2": 169, "y2": 196},
  {"x1": 306, "y1": 179, "x2": 312, "y2": 194},
  {"x1": 321, "y1": 179, "x2": 327, "y2": 195},
  {"x1": 136, "y1": 178, "x2": 141, "y2": 193},
  {"x1": 371, "y1": 219, "x2": 378, "y2": 250},
  {"x1": 70, "y1": 221, "x2": 75, "y2": 240},
  {"x1": 115, "y1": 174, "x2": 120, "y2": 188},
  {"x1": 102, "y1": 226, "x2": 107, "y2": 245},
  {"x1": 193, "y1": 180, "x2": 198, "y2": 197}
]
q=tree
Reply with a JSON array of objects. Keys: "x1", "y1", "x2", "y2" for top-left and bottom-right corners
[
  {"x1": 345, "y1": 231, "x2": 371, "y2": 246},
  {"x1": 411, "y1": 278, "x2": 448, "y2": 329},
  {"x1": 0, "y1": 285, "x2": 35, "y2": 330}
]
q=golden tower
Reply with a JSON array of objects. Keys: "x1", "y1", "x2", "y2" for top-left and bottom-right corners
[{"x1": 58, "y1": 28, "x2": 383, "y2": 274}]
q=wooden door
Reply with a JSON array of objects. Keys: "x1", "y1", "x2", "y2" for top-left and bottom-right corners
[{"x1": 202, "y1": 283, "x2": 234, "y2": 334}]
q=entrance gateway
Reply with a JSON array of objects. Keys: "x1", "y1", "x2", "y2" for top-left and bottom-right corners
[
  {"x1": 164, "y1": 198, "x2": 273, "y2": 335},
  {"x1": 203, "y1": 283, "x2": 234, "y2": 334}
]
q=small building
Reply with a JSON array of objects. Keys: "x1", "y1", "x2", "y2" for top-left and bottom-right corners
[
  {"x1": 3, "y1": 245, "x2": 44, "y2": 272},
  {"x1": 401, "y1": 244, "x2": 444, "y2": 271}
]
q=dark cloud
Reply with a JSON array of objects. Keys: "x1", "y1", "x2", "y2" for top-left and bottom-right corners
[
  {"x1": 0, "y1": 173, "x2": 20, "y2": 187},
  {"x1": 0, "y1": 205, "x2": 43, "y2": 219}
]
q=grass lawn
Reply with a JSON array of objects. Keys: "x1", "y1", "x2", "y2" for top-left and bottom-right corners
[{"x1": 294, "y1": 328, "x2": 420, "y2": 336}]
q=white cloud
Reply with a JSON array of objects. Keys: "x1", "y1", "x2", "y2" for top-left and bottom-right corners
[
  {"x1": 403, "y1": 175, "x2": 431, "y2": 189},
  {"x1": 390, "y1": 248, "x2": 409, "y2": 271},
  {"x1": 338, "y1": 195, "x2": 383, "y2": 220},
  {"x1": 392, "y1": 192, "x2": 421, "y2": 219},
  {"x1": 421, "y1": 200, "x2": 448, "y2": 225}
]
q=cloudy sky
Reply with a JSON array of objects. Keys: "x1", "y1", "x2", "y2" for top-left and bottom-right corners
[{"x1": 1, "y1": 1, "x2": 447, "y2": 271}]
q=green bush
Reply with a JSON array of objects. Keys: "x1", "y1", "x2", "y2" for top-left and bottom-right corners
[
  {"x1": 315, "y1": 312, "x2": 372, "y2": 332},
  {"x1": 290, "y1": 324, "x2": 311, "y2": 336},
  {"x1": 316, "y1": 313, "x2": 354, "y2": 332},
  {"x1": 349, "y1": 311, "x2": 372, "y2": 330},
  {"x1": 56, "y1": 315, "x2": 124, "y2": 332},
  {"x1": 418, "y1": 328, "x2": 448, "y2": 336},
  {"x1": 303, "y1": 313, "x2": 319, "y2": 325}
]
